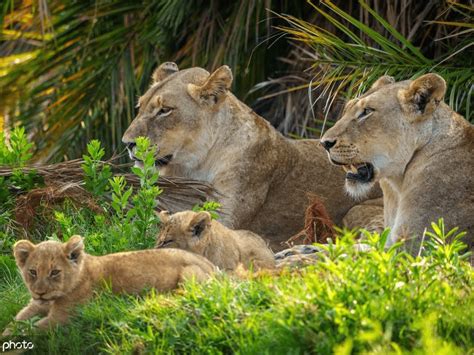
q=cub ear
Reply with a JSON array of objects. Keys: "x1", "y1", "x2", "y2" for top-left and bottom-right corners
[
  {"x1": 158, "y1": 210, "x2": 171, "y2": 224},
  {"x1": 370, "y1": 75, "x2": 395, "y2": 90},
  {"x1": 13, "y1": 240, "x2": 35, "y2": 267},
  {"x1": 398, "y1": 73, "x2": 446, "y2": 120},
  {"x1": 187, "y1": 65, "x2": 233, "y2": 105},
  {"x1": 189, "y1": 212, "x2": 211, "y2": 238},
  {"x1": 63, "y1": 235, "x2": 84, "y2": 264},
  {"x1": 152, "y1": 62, "x2": 179, "y2": 84}
]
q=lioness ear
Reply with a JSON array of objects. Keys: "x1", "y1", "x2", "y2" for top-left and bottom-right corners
[
  {"x1": 152, "y1": 62, "x2": 179, "y2": 84},
  {"x1": 187, "y1": 65, "x2": 233, "y2": 105},
  {"x1": 190, "y1": 212, "x2": 211, "y2": 238},
  {"x1": 63, "y1": 235, "x2": 84, "y2": 264},
  {"x1": 398, "y1": 73, "x2": 446, "y2": 120},
  {"x1": 158, "y1": 210, "x2": 170, "y2": 224},
  {"x1": 370, "y1": 75, "x2": 395, "y2": 90},
  {"x1": 14, "y1": 240, "x2": 35, "y2": 267}
]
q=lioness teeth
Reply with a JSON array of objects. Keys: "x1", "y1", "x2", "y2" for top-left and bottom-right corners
[{"x1": 349, "y1": 165, "x2": 358, "y2": 173}]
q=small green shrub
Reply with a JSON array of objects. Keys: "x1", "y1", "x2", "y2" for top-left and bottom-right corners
[
  {"x1": 0, "y1": 127, "x2": 43, "y2": 206},
  {"x1": 192, "y1": 201, "x2": 221, "y2": 220},
  {"x1": 81, "y1": 139, "x2": 112, "y2": 197}
]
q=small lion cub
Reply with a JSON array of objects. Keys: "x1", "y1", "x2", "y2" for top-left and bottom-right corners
[
  {"x1": 156, "y1": 211, "x2": 275, "y2": 271},
  {"x1": 6, "y1": 236, "x2": 215, "y2": 331}
]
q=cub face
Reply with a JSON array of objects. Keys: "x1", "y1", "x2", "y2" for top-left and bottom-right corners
[
  {"x1": 13, "y1": 236, "x2": 85, "y2": 302},
  {"x1": 320, "y1": 74, "x2": 447, "y2": 198},
  {"x1": 121, "y1": 62, "x2": 233, "y2": 170},
  {"x1": 156, "y1": 211, "x2": 212, "y2": 255}
]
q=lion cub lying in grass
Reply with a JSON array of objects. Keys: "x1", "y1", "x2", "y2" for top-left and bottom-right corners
[
  {"x1": 156, "y1": 211, "x2": 275, "y2": 271},
  {"x1": 5, "y1": 236, "x2": 215, "y2": 332}
]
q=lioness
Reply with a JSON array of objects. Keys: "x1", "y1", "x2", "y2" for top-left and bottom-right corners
[
  {"x1": 156, "y1": 211, "x2": 275, "y2": 270},
  {"x1": 5, "y1": 236, "x2": 215, "y2": 331},
  {"x1": 122, "y1": 62, "x2": 381, "y2": 250},
  {"x1": 321, "y1": 74, "x2": 473, "y2": 257}
]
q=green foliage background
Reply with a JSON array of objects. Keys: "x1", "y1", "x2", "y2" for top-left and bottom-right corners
[{"x1": 1, "y1": 0, "x2": 472, "y2": 161}]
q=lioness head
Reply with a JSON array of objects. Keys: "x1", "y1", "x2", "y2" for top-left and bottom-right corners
[
  {"x1": 14, "y1": 236, "x2": 85, "y2": 302},
  {"x1": 122, "y1": 62, "x2": 233, "y2": 169},
  {"x1": 155, "y1": 210, "x2": 212, "y2": 254},
  {"x1": 321, "y1": 73, "x2": 447, "y2": 198}
]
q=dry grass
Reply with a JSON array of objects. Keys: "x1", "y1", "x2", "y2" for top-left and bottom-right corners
[{"x1": 0, "y1": 155, "x2": 217, "y2": 231}]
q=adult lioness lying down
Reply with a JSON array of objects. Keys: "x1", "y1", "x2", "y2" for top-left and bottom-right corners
[
  {"x1": 321, "y1": 74, "x2": 473, "y2": 258},
  {"x1": 122, "y1": 62, "x2": 381, "y2": 250}
]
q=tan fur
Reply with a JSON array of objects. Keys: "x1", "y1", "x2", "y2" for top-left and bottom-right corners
[
  {"x1": 122, "y1": 63, "x2": 382, "y2": 250},
  {"x1": 342, "y1": 198, "x2": 384, "y2": 234},
  {"x1": 7, "y1": 236, "x2": 215, "y2": 330},
  {"x1": 321, "y1": 74, "x2": 474, "y2": 258},
  {"x1": 156, "y1": 211, "x2": 275, "y2": 270}
]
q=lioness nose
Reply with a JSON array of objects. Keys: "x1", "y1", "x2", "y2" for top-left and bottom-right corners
[{"x1": 321, "y1": 139, "x2": 337, "y2": 151}]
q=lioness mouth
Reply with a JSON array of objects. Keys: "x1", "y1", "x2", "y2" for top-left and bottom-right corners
[{"x1": 342, "y1": 163, "x2": 374, "y2": 183}]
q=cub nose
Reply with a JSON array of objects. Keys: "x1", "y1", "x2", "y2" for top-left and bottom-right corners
[{"x1": 320, "y1": 139, "x2": 337, "y2": 151}]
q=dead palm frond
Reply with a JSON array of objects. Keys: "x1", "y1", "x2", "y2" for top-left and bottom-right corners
[{"x1": 0, "y1": 156, "x2": 218, "y2": 213}]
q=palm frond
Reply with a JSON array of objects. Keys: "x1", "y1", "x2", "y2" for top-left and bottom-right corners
[{"x1": 254, "y1": 0, "x2": 473, "y2": 138}]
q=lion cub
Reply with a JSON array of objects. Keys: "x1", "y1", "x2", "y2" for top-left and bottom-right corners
[
  {"x1": 6, "y1": 236, "x2": 215, "y2": 331},
  {"x1": 156, "y1": 211, "x2": 275, "y2": 271}
]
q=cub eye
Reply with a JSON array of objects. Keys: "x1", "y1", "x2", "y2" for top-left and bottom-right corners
[
  {"x1": 156, "y1": 107, "x2": 172, "y2": 117},
  {"x1": 29, "y1": 269, "x2": 37, "y2": 277},
  {"x1": 50, "y1": 270, "x2": 61, "y2": 277},
  {"x1": 358, "y1": 107, "x2": 374, "y2": 120}
]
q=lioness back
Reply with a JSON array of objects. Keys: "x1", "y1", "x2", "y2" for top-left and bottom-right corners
[
  {"x1": 156, "y1": 210, "x2": 276, "y2": 270},
  {"x1": 7, "y1": 236, "x2": 215, "y2": 331}
]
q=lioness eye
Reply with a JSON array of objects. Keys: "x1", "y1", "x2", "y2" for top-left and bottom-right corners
[
  {"x1": 358, "y1": 107, "x2": 374, "y2": 120},
  {"x1": 157, "y1": 107, "x2": 172, "y2": 116},
  {"x1": 50, "y1": 270, "x2": 61, "y2": 277},
  {"x1": 29, "y1": 269, "x2": 37, "y2": 277}
]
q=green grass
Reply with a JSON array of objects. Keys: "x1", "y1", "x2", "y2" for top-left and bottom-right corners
[{"x1": 1, "y1": 232, "x2": 472, "y2": 354}]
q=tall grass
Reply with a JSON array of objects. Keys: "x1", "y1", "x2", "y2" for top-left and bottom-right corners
[{"x1": 1, "y1": 225, "x2": 472, "y2": 354}]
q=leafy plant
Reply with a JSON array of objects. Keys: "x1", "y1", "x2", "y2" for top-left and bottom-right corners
[
  {"x1": 192, "y1": 201, "x2": 221, "y2": 220},
  {"x1": 129, "y1": 137, "x2": 162, "y2": 240},
  {"x1": 424, "y1": 218, "x2": 471, "y2": 265},
  {"x1": 0, "y1": 127, "x2": 33, "y2": 166},
  {"x1": 0, "y1": 126, "x2": 43, "y2": 205},
  {"x1": 81, "y1": 140, "x2": 112, "y2": 197}
]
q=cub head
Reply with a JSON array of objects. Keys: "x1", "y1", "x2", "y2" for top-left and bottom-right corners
[
  {"x1": 155, "y1": 210, "x2": 212, "y2": 254},
  {"x1": 13, "y1": 236, "x2": 85, "y2": 302},
  {"x1": 122, "y1": 62, "x2": 233, "y2": 169},
  {"x1": 320, "y1": 73, "x2": 446, "y2": 198}
]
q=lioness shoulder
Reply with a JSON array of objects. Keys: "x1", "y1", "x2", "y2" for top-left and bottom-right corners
[{"x1": 156, "y1": 210, "x2": 276, "y2": 270}]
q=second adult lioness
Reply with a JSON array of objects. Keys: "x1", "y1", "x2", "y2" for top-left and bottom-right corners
[
  {"x1": 156, "y1": 211, "x2": 275, "y2": 270},
  {"x1": 122, "y1": 62, "x2": 381, "y2": 250},
  {"x1": 5, "y1": 236, "x2": 215, "y2": 331},
  {"x1": 321, "y1": 74, "x2": 473, "y2": 257}
]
